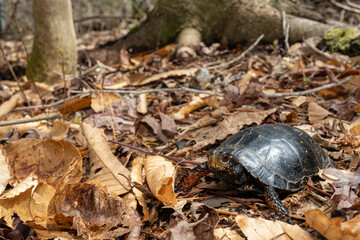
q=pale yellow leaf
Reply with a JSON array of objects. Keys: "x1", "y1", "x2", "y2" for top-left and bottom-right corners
[
  {"x1": 131, "y1": 156, "x2": 150, "y2": 221},
  {"x1": 0, "y1": 92, "x2": 21, "y2": 116},
  {"x1": 132, "y1": 68, "x2": 197, "y2": 86},
  {"x1": 136, "y1": 93, "x2": 148, "y2": 114},
  {"x1": 144, "y1": 155, "x2": 177, "y2": 206},
  {"x1": 81, "y1": 123, "x2": 131, "y2": 195},
  {"x1": 214, "y1": 227, "x2": 244, "y2": 240}
]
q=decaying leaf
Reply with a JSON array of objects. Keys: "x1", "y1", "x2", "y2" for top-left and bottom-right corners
[
  {"x1": 130, "y1": 156, "x2": 150, "y2": 221},
  {"x1": 143, "y1": 155, "x2": 177, "y2": 206},
  {"x1": 0, "y1": 146, "x2": 11, "y2": 195},
  {"x1": 58, "y1": 97, "x2": 91, "y2": 115},
  {"x1": 308, "y1": 102, "x2": 333, "y2": 124},
  {"x1": 172, "y1": 96, "x2": 207, "y2": 120},
  {"x1": 214, "y1": 228, "x2": 244, "y2": 240},
  {"x1": 236, "y1": 214, "x2": 314, "y2": 240},
  {"x1": 193, "y1": 108, "x2": 277, "y2": 150},
  {"x1": 141, "y1": 116, "x2": 168, "y2": 143},
  {"x1": 59, "y1": 181, "x2": 141, "y2": 239},
  {"x1": 4, "y1": 138, "x2": 82, "y2": 188},
  {"x1": 0, "y1": 176, "x2": 56, "y2": 227},
  {"x1": 305, "y1": 209, "x2": 360, "y2": 239},
  {"x1": 81, "y1": 123, "x2": 132, "y2": 195}
]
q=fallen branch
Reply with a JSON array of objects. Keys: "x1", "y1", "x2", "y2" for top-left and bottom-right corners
[
  {"x1": 330, "y1": 0, "x2": 360, "y2": 14},
  {"x1": 262, "y1": 76, "x2": 351, "y2": 98},
  {"x1": 0, "y1": 113, "x2": 62, "y2": 127}
]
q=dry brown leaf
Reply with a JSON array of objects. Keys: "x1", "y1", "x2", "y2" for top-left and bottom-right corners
[
  {"x1": 291, "y1": 96, "x2": 308, "y2": 107},
  {"x1": 136, "y1": 93, "x2": 148, "y2": 114},
  {"x1": 193, "y1": 108, "x2": 277, "y2": 150},
  {"x1": 238, "y1": 70, "x2": 256, "y2": 94},
  {"x1": 236, "y1": 215, "x2": 314, "y2": 240},
  {"x1": 305, "y1": 209, "x2": 360, "y2": 239},
  {"x1": 141, "y1": 116, "x2": 168, "y2": 143},
  {"x1": 172, "y1": 96, "x2": 207, "y2": 120},
  {"x1": 308, "y1": 102, "x2": 333, "y2": 124},
  {"x1": 59, "y1": 181, "x2": 141, "y2": 239},
  {"x1": 91, "y1": 92, "x2": 123, "y2": 113},
  {"x1": 132, "y1": 68, "x2": 197, "y2": 86},
  {"x1": 159, "y1": 112, "x2": 177, "y2": 137},
  {"x1": 0, "y1": 146, "x2": 11, "y2": 195},
  {"x1": 214, "y1": 228, "x2": 244, "y2": 240},
  {"x1": 349, "y1": 118, "x2": 360, "y2": 137},
  {"x1": 58, "y1": 97, "x2": 91, "y2": 115},
  {"x1": 49, "y1": 120, "x2": 69, "y2": 140},
  {"x1": 0, "y1": 176, "x2": 56, "y2": 227},
  {"x1": 130, "y1": 156, "x2": 150, "y2": 221},
  {"x1": 5, "y1": 138, "x2": 82, "y2": 187},
  {"x1": 144, "y1": 155, "x2": 177, "y2": 206},
  {"x1": 81, "y1": 123, "x2": 131, "y2": 195}
]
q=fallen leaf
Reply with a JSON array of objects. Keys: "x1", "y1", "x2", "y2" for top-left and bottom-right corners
[
  {"x1": 214, "y1": 228, "x2": 244, "y2": 240},
  {"x1": 0, "y1": 92, "x2": 21, "y2": 116},
  {"x1": 136, "y1": 93, "x2": 148, "y2": 114},
  {"x1": 308, "y1": 102, "x2": 333, "y2": 124},
  {"x1": 81, "y1": 123, "x2": 132, "y2": 195},
  {"x1": 236, "y1": 214, "x2": 313, "y2": 240},
  {"x1": 159, "y1": 112, "x2": 177, "y2": 137},
  {"x1": 49, "y1": 120, "x2": 69, "y2": 140},
  {"x1": 144, "y1": 155, "x2": 177, "y2": 206},
  {"x1": 58, "y1": 97, "x2": 91, "y2": 115},
  {"x1": 0, "y1": 146, "x2": 11, "y2": 195},
  {"x1": 59, "y1": 181, "x2": 141, "y2": 239},
  {"x1": 305, "y1": 209, "x2": 360, "y2": 240},
  {"x1": 141, "y1": 116, "x2": 168, "y2": 143},
  {"x1": 130, "y1": 156, "x2": 150, "y2": 221},
  {"x1": 172, "y1": 96, "x2": 207, "y2": 120}
]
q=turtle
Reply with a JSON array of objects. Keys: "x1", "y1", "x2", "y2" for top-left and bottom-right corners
[{"x1": 176, "y1": 124, "x2": 337, "y2": 223}]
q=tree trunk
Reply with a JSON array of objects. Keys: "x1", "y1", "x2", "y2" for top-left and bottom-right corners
[{"x1": 27, "y1": 0, "x2": 77, "y2": 85}]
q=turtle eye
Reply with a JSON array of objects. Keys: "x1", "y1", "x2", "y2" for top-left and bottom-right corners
[{"x1": 220, "y1": 153, "x2": 231, "y2": 164}]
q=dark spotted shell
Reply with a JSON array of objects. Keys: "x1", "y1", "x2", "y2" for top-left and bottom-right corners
[{"x1": 211, "y1": 124, "x2": 336, "y2": 191}]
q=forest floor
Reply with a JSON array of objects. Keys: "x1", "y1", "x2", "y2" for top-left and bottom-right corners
[{"x1": 0, "y1": 2, "x2": 360, "y2": 239}]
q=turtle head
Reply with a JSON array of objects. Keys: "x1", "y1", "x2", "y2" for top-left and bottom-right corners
[{"x1": 208, "y1": 149, "x2": 248, "y2": 185}]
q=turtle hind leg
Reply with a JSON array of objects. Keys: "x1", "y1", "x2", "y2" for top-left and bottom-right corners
[
  {"x1": 264, "y1": 185, "x2": 292, "y2": 224},
  {"x1": 175, "y1": 162, "x2": 210, "y2": 192}
]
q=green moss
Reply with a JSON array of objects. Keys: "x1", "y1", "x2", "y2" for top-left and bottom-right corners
[
  {"x1": 128, "y1": 25, "x2": 140, "y2": 35},
  {"x1": 324, "y1": 28, "x2": 359, "y2": 52}
]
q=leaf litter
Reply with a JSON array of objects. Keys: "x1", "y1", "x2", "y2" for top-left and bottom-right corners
[{"x1": 1, "y1": 17, "x2": 360, "y2": 240}]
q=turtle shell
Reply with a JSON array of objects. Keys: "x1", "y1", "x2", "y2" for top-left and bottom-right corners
[{"x1": 208, "y1": 124, "x2": 336, "y2": 191}]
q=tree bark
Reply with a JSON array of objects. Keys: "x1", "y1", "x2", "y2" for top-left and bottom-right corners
[{"x1": 27, "y1": 0, "x2": 77, "y2": 85}]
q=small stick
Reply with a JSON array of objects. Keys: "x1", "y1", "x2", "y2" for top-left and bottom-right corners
[
  {"x1": 0, "y1": 113, "x2": 62, "y2": 127},
  {"x1": 108, "y1": 140, "x2": 199, "y2": 164},
  {"x1": 306, "y1": 183, "x2": 332, "y2": 198},
  {"x1": 330, "y1": 0, "x2": 360, "y2": 14},
  {"x1": 207, "y1": 34, "x2": 264, "y2": 70},
  {"x1": 262, "y1": 76, "x2": 351, "y2": 98}
]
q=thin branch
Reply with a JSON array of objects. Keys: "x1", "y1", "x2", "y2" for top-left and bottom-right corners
[
  {"x1": 262, "y1": 76, "x2": 351, "y2": 98},
  {"x1": 70, "y1": 86, "x2": 224, "y2": 96},
  {"x1": 0, "y1": 113, "x2": 62, "y2": 127},
  {"x1": 307, "y1": 183, "x2": 332, "y2": 198},
  {"x1": 330, "y1": 0, "x2": 360, "y2": 14},
  {"x1": 346, "y1": 0, "x2": 360, "y2": 10},
  {"x1": 207, "y1": 34, "x2": 264, "y2": 70}
]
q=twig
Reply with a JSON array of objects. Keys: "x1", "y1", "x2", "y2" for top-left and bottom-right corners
[
  {"x1": 330, "y1": 0, "x2": 360, "y2": 14},
  {"x1": 262, "y1": 76, "x2": 351, "y2": 98},
  {"x1": 306, "y1": 183, "x2": 332, "y2": 198},
  {"x1": 10, "y1": 0, "x2": 44, "y2": 106},
  {"x1": 0, "y1": 113, "x2": 62, "y2": 127},
  {"x1": 282, "y1": 11, "x2": 290, "y2": 50},
  {"x1": 70, "y1": 87, "x2": 224, "y2": 96},
  {"x1": 108, "y1": 140, "x2": 199, "y2": 164},
  {"x1": 346, "y1": 0, "x2": 360, "y2": 10},
  {"x1": 207, "y1": 34, "x2": 264, "y2": 70}
]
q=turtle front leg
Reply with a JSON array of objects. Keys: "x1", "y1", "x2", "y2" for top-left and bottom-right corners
[
  {"x1": 264, "y1": 185, "x2": 292, "y2": 224},
  {"x1": 176, "y1": 162, "x2": 210, "y2": 192}
]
